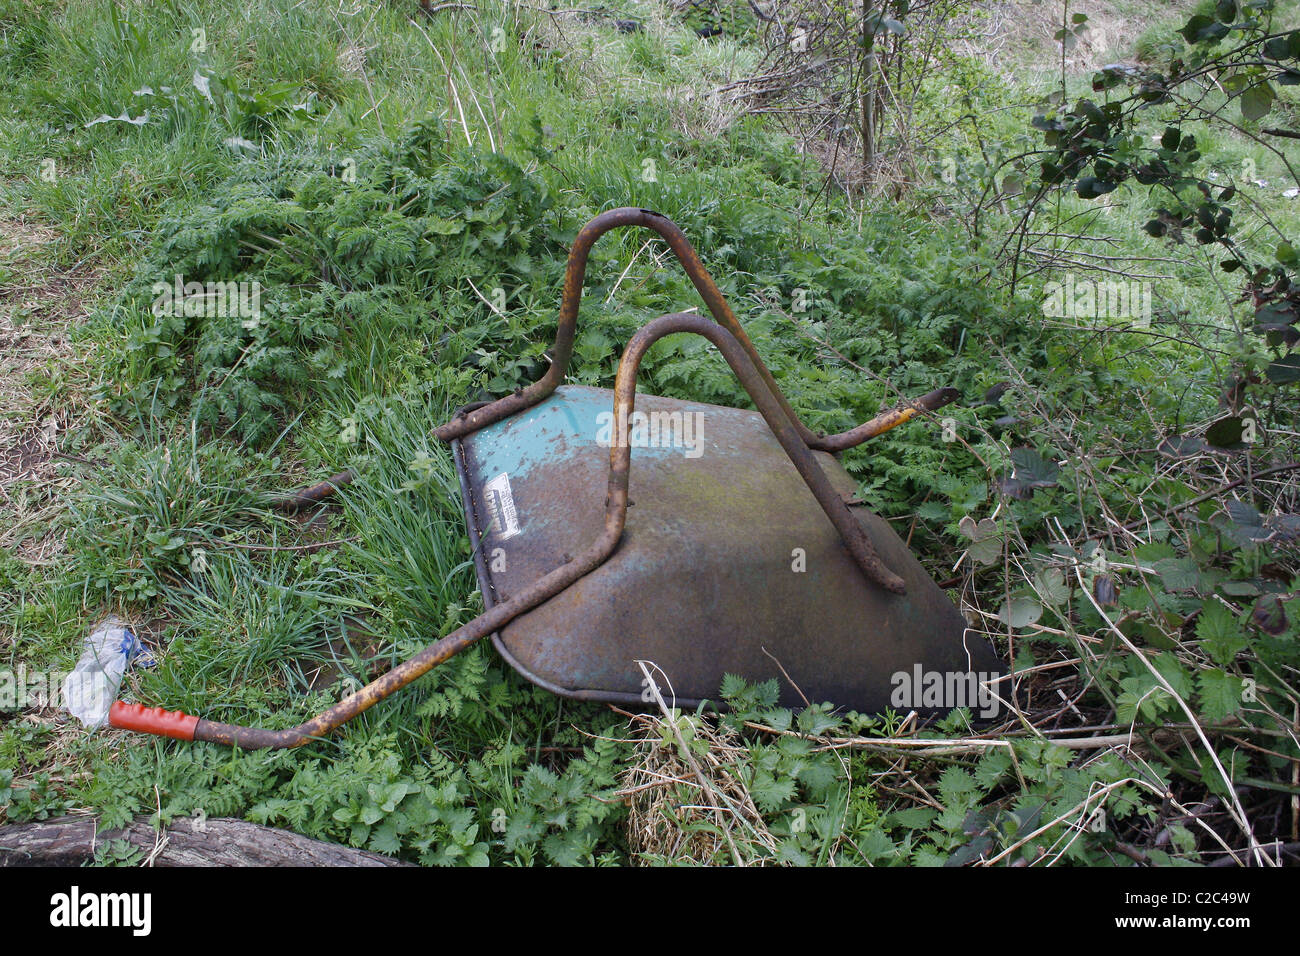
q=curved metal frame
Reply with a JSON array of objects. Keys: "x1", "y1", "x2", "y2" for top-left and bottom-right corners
[
  {"x1": 434, "y1": 207, "x2": 909, "y2": 453},
  {"x1": 109, "y1": 210, "x2": 965, "y2": 750},
  {"x1": 110, "y1": 314, "x2": 914, "y2": 748}
]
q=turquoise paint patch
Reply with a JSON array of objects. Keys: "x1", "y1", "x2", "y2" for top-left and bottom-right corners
[{"x1": 469, "y1": 385, "x2": 721, "y2": 482}]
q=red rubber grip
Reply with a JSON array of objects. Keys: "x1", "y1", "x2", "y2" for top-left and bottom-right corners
[{"x1": 109, "y1": 701, "x2": 199, "y2": 740}]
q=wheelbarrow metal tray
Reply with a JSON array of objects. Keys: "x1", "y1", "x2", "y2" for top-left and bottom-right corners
[{"x1": 453, "y1": 385, "x2": 1002, "y2": 714}]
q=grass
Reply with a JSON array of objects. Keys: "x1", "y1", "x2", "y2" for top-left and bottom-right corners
[{"x1": 0, "y1": 0, "x2": 1297, "y2": 865}]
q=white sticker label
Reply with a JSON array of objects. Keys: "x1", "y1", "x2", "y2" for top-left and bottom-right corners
[{"x1": 483, "y1": 472, "x2": 521, "y2": 540}]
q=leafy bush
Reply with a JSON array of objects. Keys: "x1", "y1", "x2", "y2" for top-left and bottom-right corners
[{"x1": 103, "y1": 121, "x2": 564, "y2": 443}]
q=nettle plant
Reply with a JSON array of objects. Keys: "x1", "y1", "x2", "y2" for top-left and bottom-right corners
[
  {"x1": 104, "y1": 120, "x2": 563, "y2": 443},
  {"x1": 1015, "y1": 1, "x2": 1300, "y2": 432}
]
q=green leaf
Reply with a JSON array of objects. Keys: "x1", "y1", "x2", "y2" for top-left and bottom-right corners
[
  {"x1": 503, "y1": 810, "x2": 544, "y2": 851},
  {"x1": 751, "y1": 773, "x2": 796, "y2": 813},
  {"x1": 369, "y1": 822, "x2": 402, "y2": 855},
  {"x1": 912, "y1": 846, "x2": 948, "y2": 867},
  {"x1": 858, "y1": 827, "x2": 896, "y2": 861},
  {"x1": 796, "y1": 704, "x2": 841, "y2": 736},
  {"x1": 718, "y1": 672, "x2": 749, "y2": 701},
  {"x1": 888, "y1": 806, "x2": 938, "y2": 829},
  {"x1": 1152, "y1": 652, "x2": 1194, "y2": 699},
  {"x1": 796, "y1": 757, "x2": 840, "y2": 799},
  {"x1": 1075, "y1": 176, "x2": 1117, "y2": 198},
  {"x1": 938, "y1": 767, "x2": 979, "y2": 804},
  {"x1": 1264, "y1": 35, "x2": 1292, "y2": 59},
  {"x1": 1198, "y1": 668, "x2": 1245, "y2": 723},
  {"x1": 998, "y1": 594, "x2": 1043, "y2": 629},
  {"x1": 425, "y1": 216, "x2": 464, "y2": 236},
  {"x1": 917, "y1": 501, "x2": 949, "y2": 521},
  {"x1": 1154, "y1": 556, "x2": 1200, "y2": 592},
  {"x1": 974, "y1": 749, "x2": 1013, "y2": 789},
  {"x1": 1266, "y1": 355, "x2": 1300, "y2": 383},
  {"x1": 1205, "y1": 415, "x2": 1245, "y2": 447},
  {"x1": 1034, "y1": 567, "x2": 1069, "y2": 605},
  {"x1": 1117, "y1": 676, "x2": 1173, "y2": 722},
  {"x1": 1001, "y1": 446, "x2": 1061, "y2": 499},
  {"x1": 1220, "y1": 579, "x2": 1260, "y2": 597},
  {"x1": 1241, "y1": 82, "x2": 1275, "y2": 122},
  {"x1": 958, "y1": 515, "x2": 1001, "y2": 566},
  {"x1": 1180, "y1": 14, "x2": 1229, "y2": 44},
  {"x1": 1196, "y1": 601, "x2": 1248, "y2": 666}
]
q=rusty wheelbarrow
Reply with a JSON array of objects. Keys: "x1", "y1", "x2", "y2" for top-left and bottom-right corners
[{"x1": 109, "y1": 208, "x2": 1004, "y2": 749}]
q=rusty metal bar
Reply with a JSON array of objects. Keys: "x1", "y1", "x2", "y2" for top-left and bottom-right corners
[
  {"x1": 221, "y1": 214, "x2": 957, "y2": 516},
  {"x1": 611, "y1": 313, "x2": 905, "y2": 594},
  {"x1": 432, "y1": 207, "x2": 914, "y2": 454},
  {"x1": 841, "y1": 386, "x2": 959, "y2": 445},
  {"x1": 188, "y1": 480, "x2": 629, "y2": 748},
  {"x1": 119, "y1": 314, "x2": 912, "y2": 749},
  {"x1": 268, "y1": 470, "x2": 355, "y2": 512},
  {"x1": 255, "y1": 384, "x2": 955, "y2": 515}
]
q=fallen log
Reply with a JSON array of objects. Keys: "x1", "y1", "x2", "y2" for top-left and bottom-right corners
[{"x1": 0, "y1": 814, "x2": 412, "y2": 867}]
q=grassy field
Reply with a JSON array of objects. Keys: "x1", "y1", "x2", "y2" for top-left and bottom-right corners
[{"x1": 1, "y1": 0, "x2": 1298, "y2": 866}]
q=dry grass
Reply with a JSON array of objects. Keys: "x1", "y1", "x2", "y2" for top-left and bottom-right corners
[
  {"x1": 964, "y1": 0, "x2": 1201, "y2": 78},
  {"x1": 618, "y1": 711, "x2": 779, "y2": 865},
  {"x1": 956, "y1": 1, "x2": 1161, "y2": 76},
  {"x1": 0, "y1": 215, "x2": 106, "y2": 565},
  {"x1": 717, "y1": 0, "x2": 1194, "y2": 197},
  {"x1": 495, "y1": 2, "x2": 758, "y2": 140}
]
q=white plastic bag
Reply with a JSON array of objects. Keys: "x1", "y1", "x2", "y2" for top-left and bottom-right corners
[{"x1": 61, "y1": 616, "x2": 148, "y2": 728}]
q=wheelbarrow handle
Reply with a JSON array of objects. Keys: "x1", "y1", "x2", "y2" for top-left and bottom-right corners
[
  {"x1": 110, "y1": 316, "x2": 917, "y2": 749},
  {"x1": 111, "y1": 481, "x2": 631, "y2": 748},
  {"x1": 433, "y1": 207, "x2": 938, "y2": 453}
]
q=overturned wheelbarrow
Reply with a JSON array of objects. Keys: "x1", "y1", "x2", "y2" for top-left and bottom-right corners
[{"x1": 109, "y1": 208, "x2": 1005, "y2": 749}]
